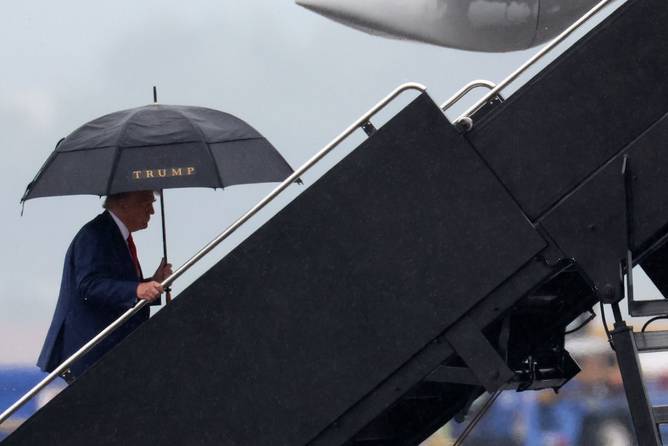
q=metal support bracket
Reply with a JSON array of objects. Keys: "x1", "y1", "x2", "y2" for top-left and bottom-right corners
[
  {"x1": 622, "y1": 155, "x2": 637, "y2": 307},
  {"x1": 610, "y1": 321, "x2": 662, "y2": 445},
  {"x1": 361, "y1": 121, "x2": 377, "y2": 136},
  {"x1": 443, "y1": 316, "x2": 515, "y2": 393}
]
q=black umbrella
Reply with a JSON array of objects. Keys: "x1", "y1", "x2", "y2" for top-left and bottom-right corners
[
  {"x1": 22, "y1": 100, "x2": 294, "y2": 300},
  {"x1": 22, "y1": 105, "x2": 293, "y2": 199}
]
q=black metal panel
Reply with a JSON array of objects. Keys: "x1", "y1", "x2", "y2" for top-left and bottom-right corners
[
  {"x1": 539, "y1": 158, "x2": 627, "y2": 301},
  {"x1": 5, "y1": 94, "x2": 544, "y2": 446},
  {"x1": 532, "y1": 109, "x2": 668, "y2": 309},
  {"x1": 627, "y1": 112, "x2": 668, "y2": 251},
  {"x1": 640, "y1": 244, "x2": 668, "y2": 298},
  {"x1": 467, "y1": 0, "x2": 668, "y2": 219}
]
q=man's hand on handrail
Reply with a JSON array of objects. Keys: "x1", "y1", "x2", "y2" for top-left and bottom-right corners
[{"x1": 137, "y1": 281, "x2": 164, "y2": 302}]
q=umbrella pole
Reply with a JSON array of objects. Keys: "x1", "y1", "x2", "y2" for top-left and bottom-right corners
[
  {"x1": 160, "y1": 189, "x2": 172, "y2": 304},
  {"x1": 153, "y1": 86, "x2": 171, "y2": 304}
]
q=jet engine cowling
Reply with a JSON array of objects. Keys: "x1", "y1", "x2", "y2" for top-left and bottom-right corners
[{"x1": 296, "y1": 0, "x2": 602, "y2": 52}]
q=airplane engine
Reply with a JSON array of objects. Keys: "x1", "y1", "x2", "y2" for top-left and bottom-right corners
[{"x1": 296, "y1": 0, "x2": 601, "y2": 52}]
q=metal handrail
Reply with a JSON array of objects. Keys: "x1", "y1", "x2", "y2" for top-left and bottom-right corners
[
  {"x1": 0, "y1": 82, "x2": 426, "y2": 426},
  {"x1": 440, "y1": 80, "x2": 496, "y2": 113},
  {"x1": 456, "y1": 0, "x2": 614, "y2": 124}
]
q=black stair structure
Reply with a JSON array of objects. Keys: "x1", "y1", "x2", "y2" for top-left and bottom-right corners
[
  {"x1": 635, "y1": 330, "x2": 668, "y2": 430},
  {"x1": 5, "y1": 0, "x2": 668, "y2": 444}
]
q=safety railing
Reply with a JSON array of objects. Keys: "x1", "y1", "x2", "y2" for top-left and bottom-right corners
[
  {"x1": 440, "y1": 80, "x2": 496, "y2": 113},
  {"x1": 454, "y1": 0, "x2": 614, "y2": 126},
  {"x1": 0, "y1": 82, "x2": 427, "y2": 427}
]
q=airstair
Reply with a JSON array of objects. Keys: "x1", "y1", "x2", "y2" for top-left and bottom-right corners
[{"x1": 3, "y1": 0, "x2": 668, "y2": 444}]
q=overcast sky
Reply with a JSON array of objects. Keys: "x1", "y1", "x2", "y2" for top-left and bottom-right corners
[{"x1": 1, "y1": 0, "x2": 648, "y2": 368}]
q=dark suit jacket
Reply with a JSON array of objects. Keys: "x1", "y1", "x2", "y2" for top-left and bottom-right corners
[{"x1": 37, "y1": 211, "x2": 148, "y2": 377}]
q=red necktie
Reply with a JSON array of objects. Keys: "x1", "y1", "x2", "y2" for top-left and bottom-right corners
[{"x1": 127, "y1": 234, "x2": 143, "y2": 278}]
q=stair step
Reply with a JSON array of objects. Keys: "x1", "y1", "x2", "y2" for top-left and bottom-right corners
[
  {"x1": 653, "y1": 406, "x2": 668, "y2": 424},
  {"x1": 633, "y1": 330, "x2": 668, "y2": 352},
  {"x1": 628, "y1": 300, "x2": 668, "y2": 317}
]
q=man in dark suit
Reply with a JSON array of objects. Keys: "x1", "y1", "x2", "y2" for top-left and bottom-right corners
[{"x1": 37, "y1": 191, "x2": 172, "y2": 381}]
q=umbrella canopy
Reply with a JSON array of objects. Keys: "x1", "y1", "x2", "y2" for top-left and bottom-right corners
[{"x1": 22, "y1": 104, "x2": 294, "y2": 201}]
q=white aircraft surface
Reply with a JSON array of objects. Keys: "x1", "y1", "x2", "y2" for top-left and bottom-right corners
[{"x1": 296, "y1": 0, "x2": 601, "y2": 52}]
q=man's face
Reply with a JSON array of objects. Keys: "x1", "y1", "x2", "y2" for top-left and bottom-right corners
[{"x1": 120, "y1": 191, "x2": 155, "y2": 232}]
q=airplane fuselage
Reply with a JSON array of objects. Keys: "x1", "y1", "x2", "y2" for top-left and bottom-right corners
[{"x1": 296, "y1": 0, "x2": 602, "y2": 52}]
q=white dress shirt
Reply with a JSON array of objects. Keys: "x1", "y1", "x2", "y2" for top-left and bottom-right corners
[{"x1": 108, "y1": 210, "x2": 130, "y2": 245}]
